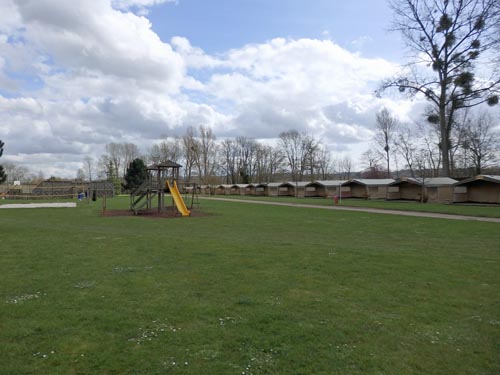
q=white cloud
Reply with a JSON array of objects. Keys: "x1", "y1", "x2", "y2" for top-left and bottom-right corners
[
  {"x1": 111, "y1": 0, "x2": 177, "y2": 15},
  {"x1": 201, "y1": 38, "x2": 412, "y2": 147},
  {"x1": 171, "y1": 36, "x2": 221, "y2": 69},
  {"x1": 0, "y1": 2, "x2": 425, "y2": 177},
  {"x1": 0, "y1": 0, "x2": 21, "y2": 34},
  {"x1": 14, "y1": 0, "x2": 185, "y2": 93}
]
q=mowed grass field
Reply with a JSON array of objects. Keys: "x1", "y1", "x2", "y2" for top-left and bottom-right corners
[
  {"x1": 211, "y1": 195, "x2": 500, "y2": 218},
  {"x1": 1, "y1": 197, "x2": 499, "y2": 374}
]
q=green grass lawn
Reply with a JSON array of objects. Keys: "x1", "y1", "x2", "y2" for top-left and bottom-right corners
[
  {"x1": 210, "y1": 195, "x2": 500, "y2": 218},
  {"x1": 1, "y1": 197, "x2": 499, "y2": 374}
]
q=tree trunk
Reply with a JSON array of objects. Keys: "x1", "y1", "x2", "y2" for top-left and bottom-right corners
[
  {"x1": 439, "y1": 91, "x2": 450, "y2": 177},
  {"x1": 386, "y1": 149, "x2": 390, "y2": 178}
]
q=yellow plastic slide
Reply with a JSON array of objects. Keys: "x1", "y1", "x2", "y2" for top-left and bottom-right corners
[{"x1": 167, "y1": 181, "x2": 191, "y2": 217}]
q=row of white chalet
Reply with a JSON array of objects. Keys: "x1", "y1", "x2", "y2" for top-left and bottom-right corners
[{"x1": 194, "y1": 175, "x2": 500, "y2": 204}]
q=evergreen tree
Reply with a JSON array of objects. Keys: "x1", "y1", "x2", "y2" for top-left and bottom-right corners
[
  {"x1": 0, "y1": 140, "x2": 6, "y2": 184},
  {"x1": 123, "y1": 158, "x2": 148, "y2": 192}
]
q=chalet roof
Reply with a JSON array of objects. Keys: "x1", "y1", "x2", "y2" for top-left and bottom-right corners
[
  {"x1": 308, "y1": 180, "x2": 346, "y2": 187},
  {"x1": 345, "y1": 179, "x2": 395, "y2": 186},
  {"x1": 390, "y1": 177, "x2": 457, "y2": 186},
  {"x1": 454, "y1": 175, "x2": 500, "y2": 186},
  {"x1": 266, "y1": 182, "x2": 282, "y2": 188},
  {"x1": 286, "y1": 181, "x2": 309, "y2": 187},
  {"x1": 147, "y1": 160, "x2": 182, "y2": 169},
  {"x1": 233, "y1": 184, "x2": 250, "y2": 188},
  {"x1": 423, "y1": 177, "x2": 458, "y2": 186}
]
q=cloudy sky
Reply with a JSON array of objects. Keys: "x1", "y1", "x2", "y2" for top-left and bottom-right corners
[{"x1": 0, "y1": 0, "x2": 428, "y2": 177}]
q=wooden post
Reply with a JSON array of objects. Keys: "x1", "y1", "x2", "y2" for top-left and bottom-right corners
[
  {"x1": 157, "y1": 169, "x2": 161, "y2": 213},
  {"x1": 102, "y1": 192, "x2": 107, "y2": 214}
]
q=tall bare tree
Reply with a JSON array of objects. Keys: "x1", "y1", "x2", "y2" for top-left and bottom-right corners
[
  {"x1": 418, "y1": 121, "x2": 442, "y2": 176},
  {"x1": 195, "y1": 125, "x2": 218, "y2": 184},
  {"x1": 254, "y1": 144, "x2": 284, "y2": 183},
  {"x1": 462, "y1": 112, "x2": 499, "y2": 174},
  {"x1": 104, "y1": 143, "x2": 123, "y2": 178},
  {"x1": 235, "y1": 136, "x2": 257, "y2": 183},
  {"x1": 415, "y1": 148, "x2": 431, "y2": 202},
  {"x1": 374, "y1": 108, "x2": 398, "y2": 178},
  {"x1": 395, "y1": 123, "x2": 418, "y2": 177},
  {"x1": 220, "y1": 138, "x2": 238, "y2": 183},
  {"x1": 315, "y1": 145, "x2": 332, "y2": 180},
  {"x1": 2, "y1": 162, "x2": 29, "y2": 184},
  {"x1": 279, "y1": 130, "x2": 317, "y2": 181},
  {"x1": 182, "y1": 126, "x2": 198, "y2": 185},
  {"x1": 381, "y1": 0, "x2": 500, "y2": 176},
  {"x1": 76, "y1": 168, "x2": 86, "y2": 181},
  {"x1": 83, "y1": 156, "x2": 95, "y2": 182},
  {"x1": 337, "y1": 155, "x2": 353, "y2": 180},
  {"x1": 361, "y1": 149, "x2": 385, "y2": 178},
  {"x1": 122, "y1": 143, "x2": 140, "y2": 176},
  {"x1": 149, "y1": 137, "x2": 181, "y2": 165},
  {"x1": 361, "y1": 149, "x2": 382, "y2": 171}
]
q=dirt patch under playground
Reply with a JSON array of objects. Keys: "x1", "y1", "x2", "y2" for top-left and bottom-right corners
[{"x1": 102, "y1": 207, "x2": 207, "y2": 219}]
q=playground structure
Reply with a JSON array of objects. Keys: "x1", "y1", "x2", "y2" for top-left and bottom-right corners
[{"x1": 130, "y1": 161, "x2": 191, "y2": 216}]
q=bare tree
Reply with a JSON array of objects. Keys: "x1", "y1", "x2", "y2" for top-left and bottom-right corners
[
  {"x1": 76, "y1": 168, "x2": 86, "y2": 181},
  {"x1": 463, "y1": 112, "x2": 499, "y2": 174},
  {"x1": 337, "y1": 155, "x2": 353, "y2": 180},
  {"x1": 361, "y1": 149, "x2": 385, "y2": 178},
  {"x1": 2, "y1": 162, "x2": 29, "y2": 184},
  {"x1": 418, "y1": 121, "x2": 442, "y2": 176},
  {"x1": 279, "y1": 130, "x2": 301, "y2": 181},
  {"x1": 415, "y1": 148, "x2": 431, "y2": 203},
  {"x1": 254, "y1": 144, "x2": 284, "y2": 183},
  {"x1": 105, "y1": 143, "x2": 123, "y2": 178},
  {"x1": 235, "y1": 136, "x2": 257, "y2": 183},
  {"x1": 374, "y1": 108, "x2": 398, "y2": 178},
  {"x1": 195, "y1": 125, "x2": 218, "y2": 184},
  {"x1": 253, "y1": 144, "x2": 268, "y2": 183},
  {"x1": 220, "y1": 138, "x2": 238, "y2": 183},
  {"x1": 448, "y1": 110, "x2": 471, "y2": 176},
  {"x1": 122, "y1": 143, "x2": 140, "y2": 176},
  {"x1": 182, "y1": 126, "x2": 198, "y2": 184},
  {"x1": 83, "y1": 156, "x2": 95, "y2": 182},
  {"x1": 101, "y1": 142, "x2": 140, "y2": 178},
  {"x1": 279, "y1": 130, "x2": 317, "y2": 181},
  {"x1": 381, "y1": 0, "x2": 500, "y2": 177},
  {"x1": 395, "y1": 123, "x2": 418, "y2": 177},
  {"x1": 315, "y1": 145, "x2": 332, "y2": 180},
  {"x1": 27, "y1": 170, "x2": 44, "y2": 185},
  {"x1": 218, "y1": 137, "x2": 258, "y2": 183},
  {"x1": 149, "y1": 137, "x2": 181, "y2": 165},
  {"x1": 304, "y1": 136, "x2": 319, "y2": 181},
  {"x1": 361, "y1": 149, "x2": 382, "y2": 170}
]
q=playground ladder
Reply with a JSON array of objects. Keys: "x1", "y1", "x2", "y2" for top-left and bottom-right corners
[{"x1": 130, "y1": 180, "x2": 155, "y2": 214}]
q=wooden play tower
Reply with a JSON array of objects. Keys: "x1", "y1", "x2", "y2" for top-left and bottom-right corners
[{"x1": 130, "y1": 160, "x2": 190, "y2": 216}]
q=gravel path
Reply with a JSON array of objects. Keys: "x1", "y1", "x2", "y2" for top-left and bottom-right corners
[
  {"x1": 0, "y1": 202, "x2": 77, "y2": 209},
  {"x1": 201, "y1": 197, "x2": 500, "y2": 223}
]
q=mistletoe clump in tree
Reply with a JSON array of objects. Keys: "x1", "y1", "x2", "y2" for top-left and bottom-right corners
[{"x1": 380, "y1": 0, "x2": 500, "y2": 177}]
